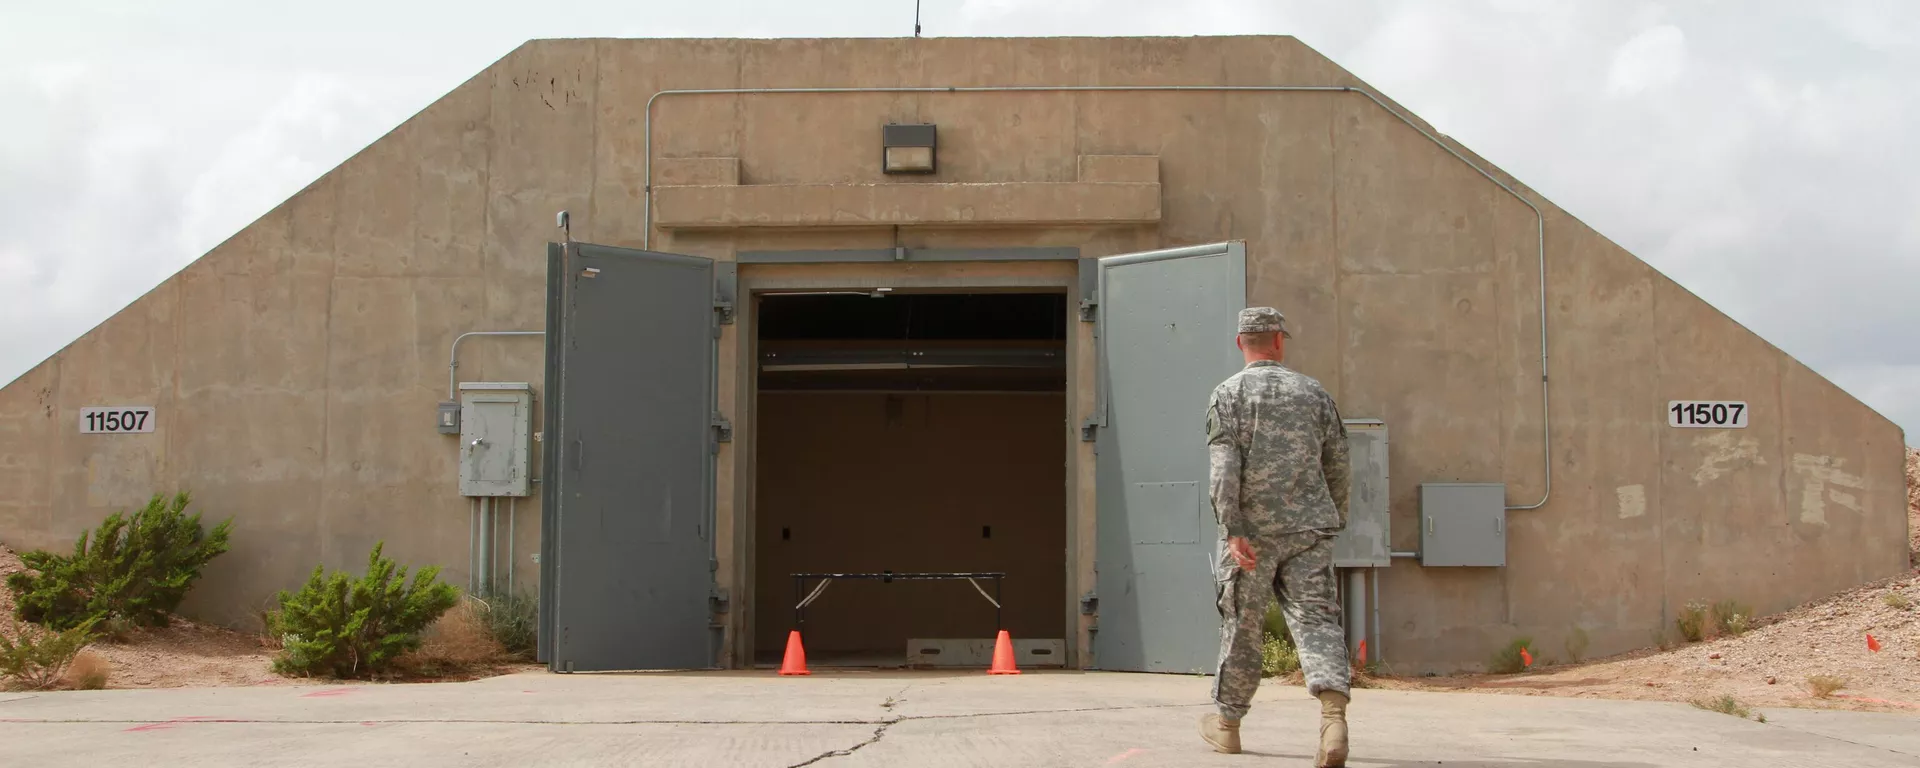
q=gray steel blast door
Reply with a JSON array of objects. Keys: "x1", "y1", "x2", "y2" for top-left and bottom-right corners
[
  {"x1": 1091, "y1": 242, "x2": 1247, "y2": 673},
  {"x1": 542, "y1": 242, "x2": 718, "y2": 672}
]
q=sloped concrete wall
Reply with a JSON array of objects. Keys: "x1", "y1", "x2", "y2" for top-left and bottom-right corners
[{"x1": 0, "y1": 36, "x2": 1904, "y2": 672}]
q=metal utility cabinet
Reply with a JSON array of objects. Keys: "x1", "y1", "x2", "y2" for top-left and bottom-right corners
[
  {"x1": 1418, "y1": 483, "x2": 1507, "y2": 567},
  {"x1": 458, "y1": 382, "x2": 534, "y2": 497},
  {"x1": 1332, "y1": 419, "x2": 1390, "y2": 568}
]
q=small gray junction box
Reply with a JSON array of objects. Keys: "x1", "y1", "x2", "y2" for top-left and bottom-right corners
[{"x1": 1418, "y1": 483, "x2": 1507, "y2": 567}]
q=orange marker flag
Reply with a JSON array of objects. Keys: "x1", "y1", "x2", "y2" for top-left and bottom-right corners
[
  {"x1": 1867, "y1": 634, "x2": 1881, "y2": 652},
  {"x1": 1520, "y1": 646, "x2": 1534, "y2": 668},
  {"x1": 1357, "y1": 640, "x2": 1368, "y2": 666}
]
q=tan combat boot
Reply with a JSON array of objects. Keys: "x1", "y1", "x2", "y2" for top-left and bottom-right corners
[
  {"x1": 1198, "y1": 712, "x2": 1241, "y2": 754},
  {"x1": 1315, "y1": 690, "x2": 1349, "y2": 767}
]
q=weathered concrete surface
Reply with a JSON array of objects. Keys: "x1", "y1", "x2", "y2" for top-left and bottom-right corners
[
  {"x1": 0, "y1": 36, "x2": 1907, "y2": 673},
  {"x1": 1, "y1": 672, "x2": 1915, "y2": 767}
]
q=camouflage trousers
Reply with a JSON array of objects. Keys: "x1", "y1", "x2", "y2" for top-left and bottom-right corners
[{"x1": 1211, "y1": 529, "x2": 1349, "y2": 720}]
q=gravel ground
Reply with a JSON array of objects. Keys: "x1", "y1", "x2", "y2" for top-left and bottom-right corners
[{"x1": 1371, "y1": 570, "x2": 1920, "y2": 713}]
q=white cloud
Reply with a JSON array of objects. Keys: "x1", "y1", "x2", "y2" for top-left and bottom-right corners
[{"x1": 1606, "y1": 24, "x2": 1688, "y2": 97}]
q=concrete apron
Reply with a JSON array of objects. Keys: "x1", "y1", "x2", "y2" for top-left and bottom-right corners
[{"x1": 3, "y1": 671, "x2": 1917, "y2": 767}]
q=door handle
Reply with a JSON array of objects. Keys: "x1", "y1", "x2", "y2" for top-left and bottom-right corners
[
  {"x1": 1427, "y1": 517, "x2": 1434, "y2": 535},
  {"x1": 574, "y1": 438, "x2": 585, "y2": 470}
]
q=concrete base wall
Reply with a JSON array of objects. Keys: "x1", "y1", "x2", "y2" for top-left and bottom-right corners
[{"x1": 0, "y1": 36, "x2": 1906, "y2": 673}]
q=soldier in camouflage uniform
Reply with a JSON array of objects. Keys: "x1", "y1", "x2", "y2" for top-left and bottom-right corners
[{"x1": 1197, "y1": 307, "x2": 1352, "y2": 766}]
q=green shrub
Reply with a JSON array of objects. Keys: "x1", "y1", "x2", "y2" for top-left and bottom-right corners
[
  {"x1": 1676, "y1": 600, "x2": 1709, "y2": 642},
  {"x1": 6, "y1": 492, "x2": 232, "y2": 632},
  {"x1": 473, "y1": 588, "x2": 538, "y2": 660},
  {"x1": 268, "y1": 542, "x2": 459, "y2": 679},
  {"x1": 1885, "y1": 592, "x2": 1914, "y2": 611},
  {"x1": 1691, "y1": 693, "x2": 1756, "y2": 720},
  {"x1": 1488, "y1": 636, "x2": 1534, "y2": 674},
  {"x1": 0, "y1": 620, "x2": 99, "y2": 691},
  {"x1": 1259, "y1": 605, "x2": 1300, "y2": 677},
  {"x1": 1261, "y1": 632, "x2": 1300, "y2": 677},
  {"x1": 1564, "y1": 626, "x2": 1591, "y2": 663},
  {"x1": 1712, "y1": 600, "x2": 1752, "y2": 638}
]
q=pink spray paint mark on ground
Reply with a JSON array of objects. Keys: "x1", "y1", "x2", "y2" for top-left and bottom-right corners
[
  {"x1": 301, "y1": 688, "x2": 356, "y2": 698},
  {"x1": 125, "y1": 716, "x2": 221, "y2": 732},
  {"x1": 1834, "y1": 694, "x2": 1919, "y2": 709},
  {"x1": 1106, "y1": 748, "x2": 1147, "y2": 764}
]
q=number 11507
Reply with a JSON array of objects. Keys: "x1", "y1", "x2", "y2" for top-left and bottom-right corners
[
  {"x1": 79, "y1": 407, "x2": 155, "y2": 434},
  {"x1": 1668, "y1": 401, "x2": 1748, "y2": 429}
]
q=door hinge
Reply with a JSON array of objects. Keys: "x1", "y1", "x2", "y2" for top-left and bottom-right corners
[
  {"x1": 1080, "y1": 590, "x2": 1099, "y2": 615},
  {"x1": 1078, "y1": 297, "x2": 1098, "y2": 322},
  {"x1": 1080, "y1": 418, "x2": 1099, "y2": 441},
  {"x1": 709, "y1": 586, "x2": 730, "y2": 615},
  {"x1": 712, "y1": 414, "x2": 733, "y2": 445},
  {"x1": 714, "y1": 262, "x2": 738, "y2": 326}
]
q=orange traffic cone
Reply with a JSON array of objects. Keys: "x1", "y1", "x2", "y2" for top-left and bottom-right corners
[
  {"x1": 779, "y1": 630, "x2": 810, "y2": 676},
  {"x1": 988, "y1": 629, "x2": 1020, "y2": 675}
]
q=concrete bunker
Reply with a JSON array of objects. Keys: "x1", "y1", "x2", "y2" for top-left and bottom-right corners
[
  {"x1": 2, "y1": 36, "x2": 1906, "y2": 680},
  {"x1": 750, "y1": 290, "x2": 1069, "y2": 666}
]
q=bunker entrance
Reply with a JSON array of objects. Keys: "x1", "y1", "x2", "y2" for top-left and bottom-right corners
[{"x1": 752, "y1": 290, "x2": 1069, "y2": 667}]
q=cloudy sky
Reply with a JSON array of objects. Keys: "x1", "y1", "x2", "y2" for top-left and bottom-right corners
[{"x1": 2, "y1": 1, "x2": 1915, "y2": 440}]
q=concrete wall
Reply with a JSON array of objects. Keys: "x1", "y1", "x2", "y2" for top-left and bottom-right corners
[
  {"x1": 0, "y1": 36, "x2": 1906, "y2": 672},
  {"x1": 753, "y1": 392, "x2": 1066, "y2": 656}
]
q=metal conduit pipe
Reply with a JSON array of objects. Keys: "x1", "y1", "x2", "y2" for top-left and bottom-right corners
[
  {"x1": 478, "y1": 497, "x2": 492, "y2": 594},
  {"x1": 641, "y1": 84, "x2": 1553, "y2": 511},
  {"x1": 1371, "y1": 568, "x2": 1382, "y2": 664},
  {"x1": 447, "y1": 331, "x2": 545, "y2": 401},
  {"x1": 468, "y1": 498, "x2": 480, "y2": 593},
  {"x1": 508, "y1": 497, "x2": 517, "y2": 596}
]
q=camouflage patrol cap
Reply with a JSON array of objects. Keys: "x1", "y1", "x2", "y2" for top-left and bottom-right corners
[{"x1": 1236, "y1": 307, "x2": 1291, "y2": 337}]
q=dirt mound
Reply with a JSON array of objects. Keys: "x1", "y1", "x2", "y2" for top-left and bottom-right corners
[
  {"x1": 1907, "y1": 447, "x2": 1918, "y2": 566},
  {"x1": 1379, "y1": 571, "x2": 1920, "y2": 713}
]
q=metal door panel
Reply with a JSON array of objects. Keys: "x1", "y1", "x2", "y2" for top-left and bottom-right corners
[
  {"x1": 543, "y1": 241, "x2": 717, "y2": 672},
  {"x1": 1092, "y1": 242, "x2": 1247, "y2": 673}
]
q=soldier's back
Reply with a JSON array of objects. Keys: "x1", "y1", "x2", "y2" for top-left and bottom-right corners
[{"x1": 1212, "y1": 362, "x2": 1344, "y2": 536}]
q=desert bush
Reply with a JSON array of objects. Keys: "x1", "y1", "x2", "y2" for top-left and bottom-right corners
[
  {"x1": 6, "y1": 492, "x2": 232, "y2": 631},
  {"x1": 1885, "y1": 592, "x2": 1913, "y2": 611},
  {"x1": 1712, "y1": 600, "x2": 1753, "y2": 638},
  {"x1": 1259, "y1": 605, "x2": 1300, "y2": 677},
  {"x1": 1488, "y1": 636, "x2": 1534, "y2": 674},
  {"x1": 0, "y1": 620, "x2": 98, "y2": 691},
  {"x1": 1676, "y1": 600, "x2": 1709, "y2": 642},
  {"x1": 268, "y1": 542, "x2": 459, "y2": 679},
  {"x1": 402, "y1": 599, "x2": 506, "y2": 676},
  {"x1": 1690, "y1": 693, "x2": 1755, "y2": 719},
  {"x1": 1807, "y1": 675, "x2": 1847, "y2": 699},
  {"x1": 1564, "y1": 626, "x2": 1591, "y2": 663},
  {"x1": 63, "y1": 650, "x2": 110, "y2": 690},
  {"x1": 473, "y1": 588, "x2": 538, "y2": 660}
]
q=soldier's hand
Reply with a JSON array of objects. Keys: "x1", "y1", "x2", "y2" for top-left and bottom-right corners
[{"x1": 1227, "y1": 536, "x2": 1256, "y2": 572}]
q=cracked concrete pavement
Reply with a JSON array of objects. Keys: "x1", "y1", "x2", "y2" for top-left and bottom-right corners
[{"x1": 2, "y1": 670, "x2": 1917, "y2": 766}]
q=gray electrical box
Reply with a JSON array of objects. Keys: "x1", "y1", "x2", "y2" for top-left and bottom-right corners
[
  {"x1": 1332, "y1": 419, "x2": 1390, "y2": 567},
  {"x1": 458, "y1": 382, "x2": 533, "y2": 497},
  {"x1": 436, "y1": 401, "x2": 461, "y2": 434},
  {"x1": 1419, "y1": 483, "x2": 1507, "y2": 567}
]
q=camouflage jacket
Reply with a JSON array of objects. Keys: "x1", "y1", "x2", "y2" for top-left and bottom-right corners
[{"x1": 1204, "y1": 360, "x2": 1350, "y2": 539}]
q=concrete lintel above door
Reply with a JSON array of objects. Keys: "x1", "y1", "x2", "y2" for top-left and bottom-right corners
[
  {"x1": 654, "y1": 182, "x2": 1160, "y2": 229},
  {"x1": 738, "y1": 247, "x2": 1080, "y2": 264}
]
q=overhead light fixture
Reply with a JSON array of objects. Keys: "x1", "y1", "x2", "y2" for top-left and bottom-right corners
[{"x1": 882, "y1": 123, "x2": 937, "y2": 174}]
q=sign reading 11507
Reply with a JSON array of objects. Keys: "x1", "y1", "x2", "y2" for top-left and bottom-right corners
[
  {"x1": 1668, "y1": 400, "x2": 1748, "y2": 429},
  {"x1": 79, "y1": 407, "x2": 155, "y2": 434}
]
